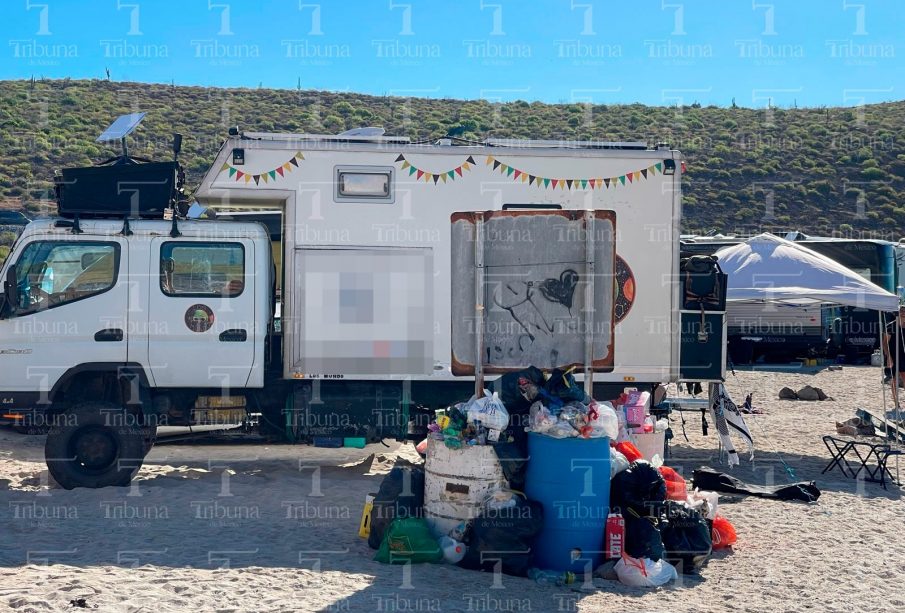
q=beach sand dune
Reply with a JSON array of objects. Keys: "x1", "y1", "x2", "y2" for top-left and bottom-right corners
[{"x1": 1, "y1": 366, "x2": 902, "y2": 612}]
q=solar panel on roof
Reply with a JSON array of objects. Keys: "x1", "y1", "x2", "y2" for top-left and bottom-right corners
[{"x1": 96, "y1": 112, "x2": 146, "y2": 142}]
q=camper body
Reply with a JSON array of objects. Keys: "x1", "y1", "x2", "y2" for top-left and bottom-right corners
[{"x1": 0, "y1": 131, "x2": 708, "y2": 489}]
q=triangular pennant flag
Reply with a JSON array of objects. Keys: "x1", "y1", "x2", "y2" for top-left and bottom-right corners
[
  {"x1": 260, "y1": 173, "x2": 269, "y2": 183},
  {"x1": 269, "y1": 170, "x2": 277, "y2": 180},
  {"x1": 513, "y1": 170, "x2": 521, "y2": 179},
  {"x1": 566, "y1": 179, "x2": 573, "y2": 189},
  {"x1": 493, "y1": 160, "x2": 501, "y2": 171},
  {"x1": 229, "y1": 167, "x2": 237, "y2": 178},
  {"x1": 401, "y1": 161, "x2": 410, "y2": 170},
  {"x1": 448, "y1": 170, "x2": 455, "y2": 179},
  {"x1": 409, "y1": 166, "x2": 417, "y2": 175},
  {"x1": 455, "y1": 166, "x2": 463, "y2": 177},
  {"x1": 604, "y1": 178, "x2": 610, "y2": 188},
  {"x1": 619, "y1": 175, "x2": 626, "y2": 185},
  {"x1": 529, "y1": 175, "x2": 536, "y2": 185},
  {"x1": 462, "y1": 162, "x2": 471, "y2": 170},
  {"x1": 432, "y1": 174, "x2": 440, "y2": 184},
  {"x1": 283, "y1": 163, "x2": 292, "y2": 171},
  {"x1": 276, "y1": 166, "x2": 284, "y2": 177},
  {"x1": 521, "y1": 173, "x2": 528, "y2": 183},
  {"x1": 466, "y1": 156, "x2": 476, "y2": 165},
  {"x1": 440, "y1": 173, "x2": 447, "y2": 183},
  {"x1": 655, "y1": 162, "x2": 662, "y2": 173},
  {"x1": 543, "y1": 178, "x2": 550, "y2": 188},
  {"x1": 506, "y1": 166, "x2": 515, "y2": 176},
  {"x1": 295, "y1": 152, "x2": 304, "y2": 160},
  {"x1": 220, "y1": 162, "x2": 230, "y2": 172},
  {"x1": 581, "y1": 179, "x2": 587, "y2": 189},
  {"x1": 500, "y1": 164, "x2": 508, "y2": 174},
  {"x1": 395, "y1": 154, "x2": 405, "y2": 162},
  {"x1": 648, "y1": 165, "x2": 656, "y2": 175},
  {"x1": 235, "y1": 170, "x2": 244, "y2": 180},
  {"x1": 416, "y1": 170, "x2": 424, "y2": 180},
  {"x1": 253, "y1": 175, "x2": 260, "y2": 185},
  {"x1": 486, "y1": 156, "x2": 494, "y2": 165},
  {"x1": 289, "y1": 157, "x2": 299, "y2": 167},
  {"x1": 244, "y1": 174, "x2": 252, "y2": 184},
  {"x1": 641, "y1": 169, "x2": 648, "y2": 179},
  {"x1": 551, "y1": 179, "x2": 559, "y2": 189}
]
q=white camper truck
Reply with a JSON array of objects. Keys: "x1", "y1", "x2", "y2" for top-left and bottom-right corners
[{"x1": 0, "y1": 123, "x2": 722, "y2": 489}]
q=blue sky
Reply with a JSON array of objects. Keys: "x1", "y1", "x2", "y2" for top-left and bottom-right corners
[{"x1": 4, "y1": 0, "x2": 903, "y2": 107}]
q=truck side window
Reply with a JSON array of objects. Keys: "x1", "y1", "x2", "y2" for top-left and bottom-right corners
[
  {"x1": 160, "y1": 242, "x2": 244, "y2": 298},
  {"x1": 13, "y1": 241, "x2": 119, "y2": 313}
]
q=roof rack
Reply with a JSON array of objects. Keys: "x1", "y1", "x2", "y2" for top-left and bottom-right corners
[{"x1": 483, "y1": 138, "x2": 649, "y2": 150}]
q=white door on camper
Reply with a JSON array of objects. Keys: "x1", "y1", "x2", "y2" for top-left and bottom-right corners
[{"x1": 147, "y1": 238, "x2": 255, "y2": 388}]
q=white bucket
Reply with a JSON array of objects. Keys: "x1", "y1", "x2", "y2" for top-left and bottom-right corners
[
  {"x1": 423, "y1": 438, "x2": 507, "y2": 538},
  {"x1": 631, "y1": 431, "x2": 666, "y2": 462},
  {"x1": 871, "y1": 350, "x2": 883, "y2": 367}
]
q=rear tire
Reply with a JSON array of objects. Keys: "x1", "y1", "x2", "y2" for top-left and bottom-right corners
[{"x1": 45, "y1": 402, "x2": 147, "y2": 489}]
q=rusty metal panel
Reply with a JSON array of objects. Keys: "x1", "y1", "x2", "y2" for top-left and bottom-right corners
[{"x1": 450, "y1": 210, "x2": 616, "y2": 375}]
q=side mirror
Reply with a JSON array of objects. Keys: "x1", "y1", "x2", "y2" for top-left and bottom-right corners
[{"x1": 2, "y1": 265, "x2": 17, "y2": 318}]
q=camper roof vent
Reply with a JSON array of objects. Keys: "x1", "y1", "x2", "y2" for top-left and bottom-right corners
[{"x1": 484, "y1": 138, "x2": 649, "y2": 150}]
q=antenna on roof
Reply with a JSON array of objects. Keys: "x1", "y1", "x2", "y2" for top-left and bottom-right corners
[{"x1": 96, "y1": 112, "x2": 146, "y2": 162}]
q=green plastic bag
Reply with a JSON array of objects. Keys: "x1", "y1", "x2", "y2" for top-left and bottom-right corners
[{"x1": 374, "y1": 517, "x2": 443, "y2": 564}]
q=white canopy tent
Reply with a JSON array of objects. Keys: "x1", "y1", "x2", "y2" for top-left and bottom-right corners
[{"x1": 714, "y1": 233, "x2": 899, "y2": 312}]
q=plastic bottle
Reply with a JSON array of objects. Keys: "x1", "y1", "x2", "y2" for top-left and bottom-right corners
[
  {"x1": 642, "y1": 416, "x2": 654, "y2": 433},
  {"x1": 449, "y1": 521, "x2": 468, "y2": 542},
  {"x1": 527, "y1": 568, "x2": 576, "y2": 587},
  {"x1": 439, "y1": 536, "x2": 466, "y2": 564}
]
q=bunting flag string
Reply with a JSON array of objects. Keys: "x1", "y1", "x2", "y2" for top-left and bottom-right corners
[
  {"x1": 485, "y1": 155, "x2": 664, "y2": 190},
  {"x1": 394, "y1": 154, "x2": 476, "y2": 184},
  {"x1": 220, "y1": 151, "x2": 305, "y2": 185}
]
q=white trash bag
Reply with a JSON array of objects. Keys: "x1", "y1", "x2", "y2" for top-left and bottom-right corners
[
  {"x1": 609, "y1": 449, "x2": 630, "y2": 479},
  {"x1": 464, "y1": 390, "x2": 509, "y2": 431},
  {"x1": 589, "y1": 400, "x2": 619, "y2": 439},
  {"x1": 614, "y1": 555, "x2": 678, "y2": 587}
]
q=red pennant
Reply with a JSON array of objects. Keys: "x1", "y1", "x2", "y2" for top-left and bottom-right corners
[
  {"x1": 455, "y1": 166, "x2": 463, "y2": 177},
  {"x1": 235, "y1": 171, "x2": 244, "y2": 180},
  {"x1": 276, "y1": 167, "x2": 284, "y2": 177},
  {"x1": 551, "y1": 179, "x2": 559, "y2": 189},
  {"x1": 513, "y1": 170, "x2": 521, "y2": 179},
  {"x1": 627, "y1": 173, "x2": 633, "y2": 183},
  {"x1": 416, "y1": 170, "x2": 424, "y2": 179}
]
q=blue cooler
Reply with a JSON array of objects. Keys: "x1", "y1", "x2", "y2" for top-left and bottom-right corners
[{"x1": 525, "y1": 432, "x2": 611, "y2": 573}]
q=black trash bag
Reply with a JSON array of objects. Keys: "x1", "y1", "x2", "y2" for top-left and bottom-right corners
[
  {"x1": 623, "y1": 512, "x2": 664, "y2": 561},
  {"x1": 660, "y1": 501, "x2": 712, "y2": 573},
  {"x1": 499, "y1": 366, "x2": 546, "y2": 416},
  {"x1": 691, "y1": 466, "x2": 821, "y2": 503},
  {"x1": 542, "y1": 368, "x2": 590, "y2": 405},
  {"x1": 491, "y1": 441, "x2": 529, "y2": 490},
  {"x1": 368, "y1": 462, "x2": 425, "y2": 550},
  {"x1": 459, "y1": 496, "x2": 544, "y2": 577},
  {"x1": 610, "y1": 461, "x2": 668, "y2": 517}
]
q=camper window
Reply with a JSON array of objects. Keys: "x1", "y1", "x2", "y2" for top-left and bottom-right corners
[
  {"x1": 160, "y1": 242, "x2": 245, "y2": 298},
  {"x1": 334, "y1": 166, "x2": 394, "y2": 203}
]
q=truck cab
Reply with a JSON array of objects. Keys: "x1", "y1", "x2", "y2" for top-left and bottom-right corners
[{"x1": 0, "y1": 218, "x2": 272, "y2": 488}]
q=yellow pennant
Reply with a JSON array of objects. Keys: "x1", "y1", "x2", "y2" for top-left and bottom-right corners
[{"x1": 485, "y1": 155, "x2": 494, "y2": 165}]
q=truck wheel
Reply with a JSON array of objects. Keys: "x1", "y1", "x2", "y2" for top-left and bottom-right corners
[{"x1": 45, "y1": 402, "x2": 147, "y2": 489}]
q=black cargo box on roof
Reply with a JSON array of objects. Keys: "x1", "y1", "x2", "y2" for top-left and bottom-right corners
[{"x1": 55, "y1": 161, "x2": 177, "y2": 219}]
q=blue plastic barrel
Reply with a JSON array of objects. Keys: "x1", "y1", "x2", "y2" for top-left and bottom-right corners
[{"x1": 525, "y1": 432, "x2": 611, "y2": 573}]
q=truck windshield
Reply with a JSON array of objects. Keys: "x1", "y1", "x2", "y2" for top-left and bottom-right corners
[{"x1": 13, "y1": 241, "x2": 119, "y2": 312}]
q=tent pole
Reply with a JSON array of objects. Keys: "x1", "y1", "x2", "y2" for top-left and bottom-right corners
[
  {"x1": 896, "y1": 312, "x2": 902, "y2": 480},
  {"x1": 880, "y1": 311, "x2": 889, "y2": 411}
]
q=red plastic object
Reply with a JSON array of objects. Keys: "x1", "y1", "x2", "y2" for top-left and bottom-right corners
[
  {"x1": 711, "y1": 515, "x2": 737, "y2": 549},
  {"x1": 658, "y1": 466, "x2": 688, "y2": 501},
  {"x1": 614, "y1": 441, "x2": 643, "y2": 463}
]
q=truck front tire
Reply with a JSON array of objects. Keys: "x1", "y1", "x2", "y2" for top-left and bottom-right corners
[{"x1": 45, "y1": 402, "x2": 147, "y2": 489}]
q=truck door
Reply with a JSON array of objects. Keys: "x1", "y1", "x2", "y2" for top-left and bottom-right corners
[
  {"x1": 0, "y1": 237, "x2": 128, "y2": 395},
  {"x1": 147, "y1": 238, "x2": 255, "y2": 388}
]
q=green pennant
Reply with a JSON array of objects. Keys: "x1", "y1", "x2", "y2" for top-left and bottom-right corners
[
  {"x1": 409, "y1": 166, "x2": 417, "y2": 175},
  {"x1": 655, "y1": 162, "x2": 662, "y2": 173},
  {"x1": 448, "y1": 170, "x2": 455, "y2": 179},
  {"x1": 581, "y1": 179, "x2": 587, "y2": 189},
  {"x1": 507, "y1": 166, "x2": 515, "y2": 176},
  {"x1": 543, "y1": 178, "x2": 550, "y2": 188},
  {"x1": 228, "y1": 167, "x2": 236, "y2": 178},
  {"x1": 269, "y1": 170, "x2": 276, "y2": 180},
  {"x1": 619, "y1": 175, "x2": 626, "y2": 185}
]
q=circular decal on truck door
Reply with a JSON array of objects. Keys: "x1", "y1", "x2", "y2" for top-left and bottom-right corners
[{"x1": 185, "y1": 304, "x2": 215, "y2": 333}]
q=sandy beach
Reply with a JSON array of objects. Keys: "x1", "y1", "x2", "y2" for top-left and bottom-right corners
[{"x1": 1, "y1": 366, "x2": 903, "y2": 613}]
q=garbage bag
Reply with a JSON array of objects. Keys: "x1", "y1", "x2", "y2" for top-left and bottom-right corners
[
  {"x1": 589, "y1": 401, "x2": 619, "y2": 440},
  {"x1": 374, "y1": 517, "x2": 443, "y2": 564},
  {"x1": 614, "y1": 555, "x2": 677, "y2": 587},
  {"x1": 499, "y1": 367, "x2": 546, "y2": 415},
  {"x1": 459, "y1": 495, "x2": 544, "y2": 577},
  {"x1": 660, "y1": 501, "x2": 712, "y2": 573},
  {"x1": 492, "y1": 441, "x2": 528, "y2": 490},
  {"x1": 465, "y1": 390, "x2": 510, "y2": 431},
  {"x1": 611, "y1": 461, "x2": 667, "y2": 517},
  {"x1": 542, "y1": 368, "x2": 590, "y2": 406},
  {"x1": 658, "y1": 466, "x2": 688, "y2": 501},
  {"x1": 711, "y1": 515, "x2": 737, "y2": 549},
  {"x1": 610, "y1": 449, "x2": 630, "y2": 479},
  {"x1": 623, "y1": 512, "x2": 664, "y2": 561},
  {"x1": 691, "y1": 466, "x2": 820, "y2": 503},
  {"x1": 614, "y1": 441, "x2": 643, "y2": 463},
  {"x1": 368, "y1": 463, "x2": 425, "y2": 550}
]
